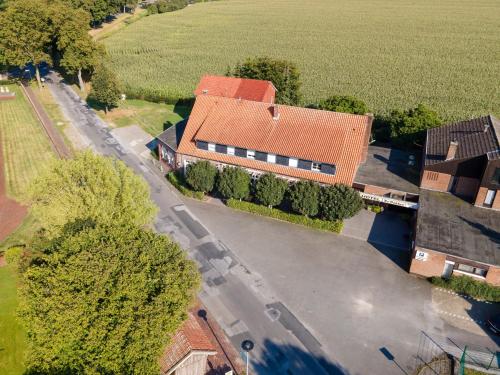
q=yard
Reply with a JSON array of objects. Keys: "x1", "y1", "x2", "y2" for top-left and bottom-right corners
[
  {"x1": 103, "y1": 0, "x2": 500, "y2": 120},
  {"x1": 0, "y1": 84, "x2": 55, "y2": 200},
  {"x1": 0, "y1": 264, "x2": 26, "y2": 375}
]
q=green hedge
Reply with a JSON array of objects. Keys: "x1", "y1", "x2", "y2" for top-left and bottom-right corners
[
  {"x1": 166, "y1": 171, "x2": 204, "y2": 200},
  {"x1": 226, "y1": 199, "x2": 343, "y2": 233},
  {"x1": 429, "y1": 275, "x2": 500, "y2": 302}
]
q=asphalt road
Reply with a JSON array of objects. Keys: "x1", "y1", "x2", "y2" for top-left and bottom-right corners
[{"x1": 46, "y1": 72, "x2": 500, "y2": 375}]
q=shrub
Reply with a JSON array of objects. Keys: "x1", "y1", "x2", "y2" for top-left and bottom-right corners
[
  {"x1": 166, "y1": 171, "x2": 204, "y2": 200},
  {"x1": 146, "y1": 3, "x2": 158, "y2": 14},
  {"x1": 4, "y1": 246, "x2": 23, "y2": 265},
  {"x1": 315, "y1": 95, "x2": 368, "y2": 115},
  {"x1": 319, "y1": 184, "x2": 363, "y2": 221},
  {"x1": 254, "y1": 173, "x2": 288, "y2": 208},
  {"x1": 429, "y1": 275, "x2": 500, "y2": 302},
  {"x1": 288, "y1": 180, "x2": 320, "y2": 217},
  {"x1": 217, "y1": 167, "x2": 251, "y2": 200},
  {"x1": 230, "y1": 57, "x2": 301, "y2": 105},
  {"x1": 226, "y1": 199, "x2": 342, "y2": 233},
  {"x1": 185, "y1": 161, "x2": 217, "y2": 193}
]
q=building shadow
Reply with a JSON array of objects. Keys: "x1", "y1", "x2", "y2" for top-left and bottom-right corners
[
  {"x1": 173, "y1": 98, "x2": 194, "y2": 118},
  {"x1": 371, "y1": 148, "x2": 420, "y2": 187},
  {"x1": 459, "y1": 217, "x2": 500, "y2": 246},
  {"x1": 253, "y1": 338, "x2": 353, "y2": 375}
]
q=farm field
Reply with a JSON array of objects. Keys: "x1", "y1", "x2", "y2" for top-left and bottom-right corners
[
  {"x1": 104, "y1": 0, "x2": 500, "y2": 120},
  {"x1": 0, "y1": 85, "x2": 55, "y2": 200}
]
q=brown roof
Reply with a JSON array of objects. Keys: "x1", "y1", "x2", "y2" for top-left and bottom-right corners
[
  {"x1": 425, "y1": 115, "x2": 500, "y2": 166},
  {"x1": 177, "y1": 95, "x2": 373, "y2": 185},
  {"x1": 194, "y1": 75, "x2": 276, "y2": 103},
  {"x1": 160, "y1": 313, "x2": 217, "y2": 374}
]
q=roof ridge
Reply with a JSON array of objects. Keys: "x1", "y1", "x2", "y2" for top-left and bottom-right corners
[{"x1": 488, "y1": 114, "x2": 500, "y2": 147}]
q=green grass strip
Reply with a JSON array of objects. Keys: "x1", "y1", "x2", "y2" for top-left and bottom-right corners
[{"x1": 226, "y1": 198, "x2": 342, "y2": 233}]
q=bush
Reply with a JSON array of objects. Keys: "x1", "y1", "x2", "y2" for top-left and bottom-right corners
[
  {"x1": 217, "y1": 167, "x2": 250, "y2": 200},
  {"x1": 146, "y1": 3, "x2": 158, "y2": 14},
  {"x1": 319, "y1": 184, "x2": 363, "y2": 221},
  {"x1": 167, "y1": 171, "x2": 204, "y2": 200},
  {"x1": 288, "y1": 180, "x2": 320, "y2": 217},
  {"x1": 226, "y1": 199, "x2": 342, "y2": 233},
  {"x1": 315, "y1": 95, "x2": 368, "y2": 115},
  {"x1": 185, "y1": 161, "x2": 217, "y2": 193},
  {"x1": 254, "y1": 173, "x2": 288, "y2": 208},
  {"x1": 429, "y1": 275, "x2": 500, "y2": 302},
  {"x1": 4, "y1": 246, "x2": 23, "y2": 265},
  {"x1": 230, "y1": 57, "x2": 301, "y2": 105},
  {"x1": 366, "y1": 204, "x2": 383, "y2": 214}
]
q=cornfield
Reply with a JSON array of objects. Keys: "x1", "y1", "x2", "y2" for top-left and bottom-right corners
[{"x1": 104, "y1": 0, "x2": 500, "y2": 120}]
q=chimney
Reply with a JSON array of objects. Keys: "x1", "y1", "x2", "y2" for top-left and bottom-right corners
[
  {"x1": 202, "y1": 89, "x2": 208, "y2": 94},
  {"x1": 484, "y1": 123, "x2": 490, "y2": 133},
  {"x1": 446, "y1": 140, "x2": 459, "y2": 160},
  {"x1": 272, "y1": 104, "x2": 280, "y2": 120}
]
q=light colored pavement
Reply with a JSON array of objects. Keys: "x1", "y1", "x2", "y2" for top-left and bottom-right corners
[{"x1": 47, "y1": 72, "x2": 500, "y2": 375}]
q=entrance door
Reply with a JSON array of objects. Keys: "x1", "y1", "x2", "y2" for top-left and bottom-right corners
[{"x1": 442, "y1": 261, "x2": 455, "y2": 279}]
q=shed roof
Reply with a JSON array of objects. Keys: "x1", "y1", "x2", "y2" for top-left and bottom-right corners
[{"x1": 157, "y1": 120, "x2": 187, "y2": 152}]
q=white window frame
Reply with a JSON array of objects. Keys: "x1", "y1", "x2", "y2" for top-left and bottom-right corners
[
  {"x1": 484, "y1": 189, "x2": 496, "y2": 206},
  {"x1": 289, "y1": 158, "x2": 298, "y2": 168},
  {"x1": 247, "y1": 150, "x2": 255, "y2": 160},
  {"x1": 311, "y1": 162, "x2": 321, "y2": 172},
  {"x1": 267, "y1": 154, "x2": 276, "y2": 163},
  {"x1": 208, "y1": 143, "x2": 216, "y2": 152},
  {"x1": 227, "y1": 146, "x2": 235, "y2": 155}
]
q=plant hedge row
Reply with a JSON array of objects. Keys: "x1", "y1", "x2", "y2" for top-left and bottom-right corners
[
  {"x1": 429, "y1": 275, "x2": 500, "y2": 302},
  {"x1": 167, "y1": 171, "x2": 205, "y2": 200},
  {"x1": 227, "y1": 199, "x2": 343, "y2": 233}
]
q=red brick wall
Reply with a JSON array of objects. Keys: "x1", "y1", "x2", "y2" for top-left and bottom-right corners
[
  {"x1": 420, "y1": 171, "x2": 452, "y2": 192},
  {"x1": 493, "y1": 190, "x2": 500, "y2": 210},
  {"x1": 364, "y1": 185, "x2": 392, "y2": 196},
  {"x1": 486, "y1": 267, "x2": 500, "y2": 286},
  {"x1": 475, "y1": 187, "x2": 488, "y2": 206},
  {"x1": 409, "y1": 247, "x2": 446, "y2": 278}
]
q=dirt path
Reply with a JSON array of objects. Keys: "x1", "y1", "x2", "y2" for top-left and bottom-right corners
[
  {"x1": 0, "y1": 137, "x2": 27, "y2": 243},
  {"x1": 20, "y1": 82, "x2": 72, "y2": 159}
]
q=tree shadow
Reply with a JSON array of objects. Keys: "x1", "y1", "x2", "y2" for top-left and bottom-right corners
[
  {"x1": 173, "y1": 98, "x2": 194, "y2": 118},
  {"x1": 253, "y1": 338, "x2": 353, "y2": 375}
]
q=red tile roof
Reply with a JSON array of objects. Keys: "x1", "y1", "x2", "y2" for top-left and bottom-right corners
[
  {"x1": 160, "y1": 313, "x2": 217, "y2": 374},
  {"x1": 177, "y1": 95, "x2": 373, "y2": 185},
  {"x1": 194, "y1": 75, "x2": 276, "y2": 103}
]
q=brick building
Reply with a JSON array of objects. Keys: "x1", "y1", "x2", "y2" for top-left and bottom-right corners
[{"x1": 410, "y1": 116, "x2": 500, "y2": 285}]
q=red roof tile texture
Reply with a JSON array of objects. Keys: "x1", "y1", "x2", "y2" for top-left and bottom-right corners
[
  {"x1": 194, "y1": 75, "x2": 276, "y2": 103},
  {"x1": 177, "y1": 95, "x2": 373, "y2": 185},
  {"x1": 160, "y1": 313, "x2": 217, "y2": 374}
]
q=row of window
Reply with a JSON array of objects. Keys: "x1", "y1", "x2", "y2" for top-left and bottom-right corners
[{"x1": 195, "y1": 141, "x2": 336, "y2": 175}]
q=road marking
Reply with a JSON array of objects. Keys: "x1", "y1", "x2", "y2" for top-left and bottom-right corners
[
  {"x1": 436, "y1": 309, "x2": 485, "y2": 325},
  {"x1": 434, "y1": 288, "x2": 492, "y2": 304}
]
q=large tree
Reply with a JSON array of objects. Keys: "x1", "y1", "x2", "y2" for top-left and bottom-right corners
[
  {"x1": 185, "y1": 160, "x2": 217, "y2": 193},
  {"x1": 27, "y1": 151, "x2": 157, "y2": 238},
  {"x1": 230, "y1": 57, "x2": 301, "y2": 105},
  {"x1": 255, "y1": 173, "x2": 288, "y2": 208},
  {"x1": 287, "y1": 180, "x2": 320, "y2": 217},
  {"x1": 89, "y1": 63, "x2": 122, "y2": 112},
  {"x1": 0, "y1": 0, "x2": 52, "y2": 88},
  {"x1": 19, "y1": 222, "x2": 200, "y2": 374},
  {"x1": 216, "y1": 166, "x2": 250, "y2": 200},
  {"x1": 315, "y1": 95, "x2": 368, "y2": 115},
  {"x1": 319, "y1": 184, "x2": 363, "y2": 221}
]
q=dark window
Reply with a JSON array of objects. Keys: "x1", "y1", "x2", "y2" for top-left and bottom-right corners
[
  {"x1": 215, "y1": 144, "x2": 227, "y2": 154},
  {"x1": 255, "y1": 151, "x2": 267, "y2": 161},
  {"x1": 276, "y1": 155, "x2": 289, "y2": 166},
  {"x1": 321, "y1": 164, "x2": 336, "y2": 175},
  {"x1": 235, "y1": 147, "x2": 247, "y2": 157},
  {"x1": 492, "y1": 168, "x2": 500, "y2": 186},
  {"x1": 196, "y1": 141, "x2": 208, "y2": 150},
  {"x1": 298, "y1": 159, "x2": 312, "y2": 170}
]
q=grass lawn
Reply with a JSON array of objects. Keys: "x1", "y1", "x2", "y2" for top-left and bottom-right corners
[
  {"x1": 0, "y1": 214, "x2": 39, "y2": 253},
  {"x1": 104, "y1": 0, "x2": 500, "y2": 120},
  {"x1": 0, "y1": 84, "x2": 56, "y2": 200},
  {"x1": 0, "y1": 265, "x2": 27, "y2": 375},
  {"x1": 98, "y1": 99, "x2": 190, "y2": 136}
]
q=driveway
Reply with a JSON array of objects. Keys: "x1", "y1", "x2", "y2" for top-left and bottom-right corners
[{"x1": 185, "y1": 199, "x2": 500, "y2": 375}]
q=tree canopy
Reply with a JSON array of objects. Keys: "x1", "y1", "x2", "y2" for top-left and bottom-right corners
[
  {"x1": 315, "y1": 95, "x2": 368, "y2": 115},
  {"x1": 89, "y1": 63, "x2": 122, "y2": 112},
  {"x1": 27, "y1": 151, "x2": 157, "y2": 238},
  {"x1": 185, "y1": 160, "x2": 217, "y2": 193},
  {"x1": 19, "y1": 222, "x2": 200, "y2": 374},
  {"x1": 255, "y1": 173, "x2": 288, "y2": 208},
  {"x1": 217, "y1": 167, "x2": 251, "y2": 200},
  {"x1": 230, "y1": 56, "x2": 301, "y2": 105},
  {"x1": 319, "y1": 184, "x2": 363, "y2": 221},
  {"x1": 288, "y1": 180, "x2": 320, "y2": 217}
]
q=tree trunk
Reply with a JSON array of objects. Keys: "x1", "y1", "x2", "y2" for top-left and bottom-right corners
[
  {"x1": 35, "y1": 65, "x2": 42, "y2": 89},
  {"x1": 77, "y1": 69, "x2": 85, "y2": 93},
  {"x1": 104, "y1": 105, "x2": 108, "y2": 114}
]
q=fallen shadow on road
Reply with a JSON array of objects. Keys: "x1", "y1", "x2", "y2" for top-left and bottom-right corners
[{"x1": 253, "y1": 338, "x2": 354, "y2": 375}]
